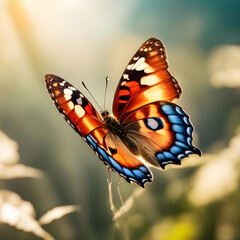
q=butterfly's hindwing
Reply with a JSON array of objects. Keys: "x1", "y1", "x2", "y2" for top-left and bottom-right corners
[
  {"x1": 85, "y1": 133, "x2": 152, "y2": 186},
  {"x1": 123, "y1": 102, "x2": 201, "y2": 169}
]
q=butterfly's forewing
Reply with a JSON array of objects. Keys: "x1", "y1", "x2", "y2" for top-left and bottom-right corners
[
  {"x1": 45, "y1": 74, "x2": 104, "y2": 136},
  {"x1": 123, "y1": 102, "x2": 201, "y2": 169},
  {"x1": 113, "y1": 38, "x2": 182, "y2": 122},
  {"x1": 45, "y1": 74, "x2": 152, "y2": 186}
]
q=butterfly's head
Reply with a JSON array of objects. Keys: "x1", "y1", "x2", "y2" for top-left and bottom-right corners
[{"x1": 101, "y1": 110, "x2": 110, "y2": 120}]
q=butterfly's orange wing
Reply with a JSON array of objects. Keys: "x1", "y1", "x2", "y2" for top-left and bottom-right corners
[
  {"x1": 113, "y1": 38, "x2": 182, "y2": 122},
  {"x1": 45, "y1": 74, "x2": 103, "y2": 136}
]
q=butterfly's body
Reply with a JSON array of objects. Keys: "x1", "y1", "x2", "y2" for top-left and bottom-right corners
[
  {"x1": 45, "y1": 38, "x2": 201, "y2": 187},
  {"x1": 102, "y1": 112, "x2": 123, "y2": 136}
]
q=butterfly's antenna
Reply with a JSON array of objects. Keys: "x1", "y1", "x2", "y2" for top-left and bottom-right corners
[
  {"x1": 82, "y1": 81, "x2": 103, "y2": 111},
  {"x1": 103, "y1": 76, "x2": 109, "y2": 111}
]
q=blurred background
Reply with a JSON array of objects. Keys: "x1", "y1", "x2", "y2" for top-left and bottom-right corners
[{"x1": 0, "y1": 0, "x2": 240, "y2": 239}]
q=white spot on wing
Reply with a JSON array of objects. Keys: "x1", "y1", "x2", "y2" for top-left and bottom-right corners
[
  {"x1": 144, "y1": 66, "x2": 154, "y2": 73},
  {"x1": 76, "y1": 97, "x2": 82, "y2": 105},
  {"x1": 64, "y1": 94, "x2": 72, "y2": 101},
  {"x1": 134, "y1": 57, "x2": 145, "y2": 67},
  {"x1": 128, "y1": 57, "x2": 148, "y2": 71},
  {"x1": 135, "y1": 61, "x2": 149, "y2": 71},
  {"x1": 69, "y1": 86, "x2": 76, "y2": 91},
  {"x1": 67, "y1": 101, "x2": 74, "y2": 110},
  {"x1": 121, "y1": 81, "x2": 127, "y2": 86},
  {"x1": 140, "y1": 74, "x2": 159, "y2": 86},
  {"x1": 75, "y1": 105, "x2": 85, "y2": 118},
  {"x1": 147, "y1": 118, "x2": 158, "y2": 130},
  {"x1": 123, "y1": 74, "x2": 129, "y2": 80},
  {"x1": 64, "y1": 88, "x2": 73, "y2": 95},
  {"x1": 59, "y1": 81, "x2": 66, "y2": 86},
  {"x1": 127, "y1": 63, "x2": 134, "y2": 70}
]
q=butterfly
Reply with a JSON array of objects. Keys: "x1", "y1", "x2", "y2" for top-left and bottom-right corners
[{"x1": 45, "y1": 37, "x2": 201, "y2": 187}]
